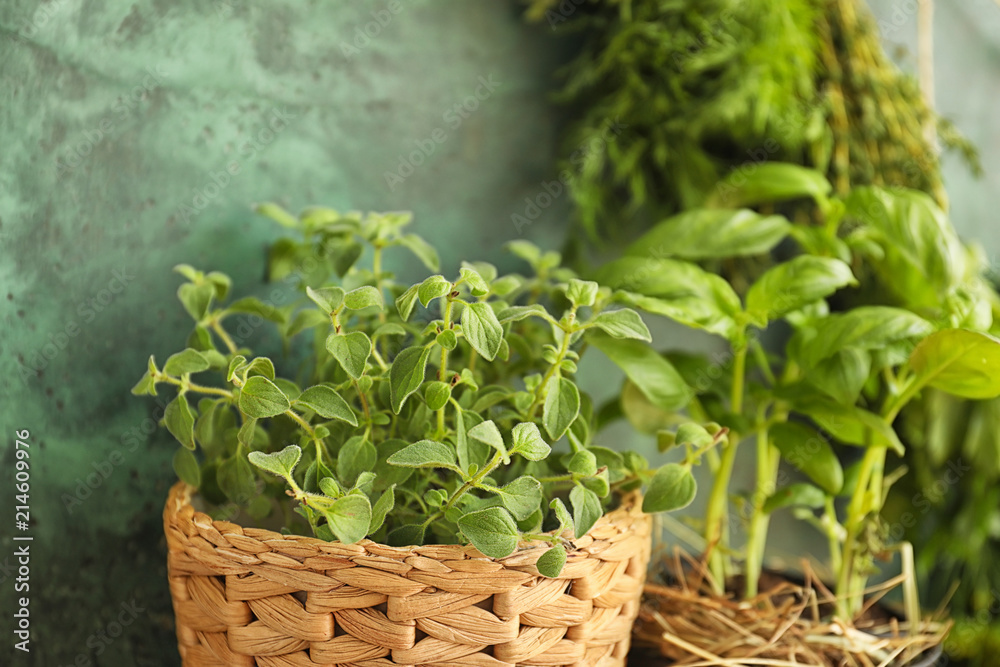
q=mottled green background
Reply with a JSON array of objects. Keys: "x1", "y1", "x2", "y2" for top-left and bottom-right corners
[{"x1": 0, "y1": 1, "x2": 997, "y2": 665}]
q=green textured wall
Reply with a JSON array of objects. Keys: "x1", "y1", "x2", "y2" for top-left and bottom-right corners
[{"x1": 0, "y1": 2, "x2": 573, "y2": 663}]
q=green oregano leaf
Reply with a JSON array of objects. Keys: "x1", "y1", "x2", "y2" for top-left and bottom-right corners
[
  {"x1": 458, "y1": 507, "x2": 520, "y2": 559},
  {"x1": 510, "y1": 422, "x2": 550, "y2": 461},
  {"x1": 568, "y1": 450, "x2": 598, "y2": 476},
  {"x1": 295, "y1": 385, "x2": 358, "y2": 425},
  {"x1": 239, "y1": 376, "x2": 291, "y2": 418},
  {"x1": 369, "y1": 485, "x2": 395, "y2": 534},
  {"x1": 468, "y1": 420, "x2": 509, "y2": 464},
  {"x1": 243, "y1": 357, "x2": 276, "y2": 380},
  {"x1": 177, "y1": 282, "x2": 215, "y2": 321},
  {"x1": 248, "y1": 444, "x2": 302, "y2": 479},
  {"x1": 566, "y1": 279, "x2": 599, "y2": 307},
  {"x1": 436, "y1": 329, "x2": 458, "y2": 350},
  {"x1": 536, "y1": 545, "x2": 567, "y2": 578},
  {"x1": 164, "y1": 395, "x2": 196, "y2": 450},
  {"x1": 418, "y1": 275, "x2": 452, "y2": 307},
  {"x1": 326, "y1": 331, "x2": 373, "y2": 380},
  {"x1": 337, "y1": 436, "x2": 377, "y2": 487},
  {"x1": 461, "y1": 301, "x2": 503, "y2": 361},
  {"x1": 395, "y1": 285, "x2": 420, "y2": 321},
  {"x1": 543, "y1": 376, "x2": 580, "y2": 441},
  {"x1": 424, "y1": 381, "x2": 451, "y2": 411},
  {"x1": 217, "y1": 453, "x2": 256, "y2": 504},
  {"x1": 389, "y1": 346, "x2": 430, "y2": 413},
  {"x1": 497, "y1": 304, "x2": 549, "y2": 324},
  {"x1": 318, "y1": 476, "x2": 343, "y2": 498},
  {"x1": 569, "y1": 485, "x2": 602, "y2": 538},
  {"x1": 306, "y1": 286, "x2": 345, "y2": 314},
  {"x1": 237, "y1": 417, "x2": 257, "y2": 447},
  {"x1": 675, "y1": 423, "x2": 714, "y2": 448},
  {"x1": 460, "y1": 267, "x2": 490, "y2": 297},
  {"x1": 227, "y1": 355, "x2": 248, "y2": 382},
  {"x1": 131, "y1": 371, "x2": 156, "y2": 396},
  {"x1": 550, "y1": 498, "x2": 574, "y2": 535},
  {"x1": 321, "y1": 495, "x2": 372, "y2": 544},
  {"x1": 387, "y1": 440, "x2": 462, "y2": 473},
  {"x1": 173, "y1": 448, "x2": 201, "y2": 487},
  {"x1": 173, "y1": 264, "x2": 202, "y2": 282},
  {"x1": 495, "y1": 476, "x2": 543, "y2": 521},
  {"x1": 387, "y1": 523, "x2": 425, "y2": 547},
  {"x1": 163, "y1": 349, "x2": 211, "y2": 376},
  {"x1": 343, "y1": 285, "x2": 384, "y2": 311}
]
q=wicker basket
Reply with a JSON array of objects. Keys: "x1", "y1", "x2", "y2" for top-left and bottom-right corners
[{"x1": 164, "y1": 482, "x2": 652, "y2": 667}]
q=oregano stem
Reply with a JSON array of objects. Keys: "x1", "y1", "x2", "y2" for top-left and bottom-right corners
[
  {"x1": 210, "y1": 319, "x2": 238, "y2": 354},
  {"x1": 373, "y1": 244, "x2": 386, "y2": 324},
  {"x1": 162, "y1": 376, "x2": 233, "y2": 399},
  {"x1": 437, "y1": 296, "x2": 455, "y2": 435},
  {"x1": 527, "y1": 315, "x2": 575, "y2": 419}
]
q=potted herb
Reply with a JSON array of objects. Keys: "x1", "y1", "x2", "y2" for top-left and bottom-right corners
[
  {"x1": 135, "y1": 207, "x2": 716, "y2": 666},
  {"x1": 597, "y1": 163, "x2": 1000, "y2": 664}
]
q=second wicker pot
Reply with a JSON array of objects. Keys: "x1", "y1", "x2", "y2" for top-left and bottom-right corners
[{"x1": 164, "y1": 482, "x2": 652, "y2": 667}]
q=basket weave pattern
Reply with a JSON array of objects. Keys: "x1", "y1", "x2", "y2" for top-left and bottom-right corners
[{"x1": 164, "y1": 482, "x2": 651, "y2": 667}]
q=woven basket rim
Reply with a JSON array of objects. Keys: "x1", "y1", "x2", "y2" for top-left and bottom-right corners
[{"x1": 164, "y1": 481, "x2": 644, "y2": 564}]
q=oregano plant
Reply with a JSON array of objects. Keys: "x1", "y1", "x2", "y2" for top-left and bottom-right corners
[{"x1": 134, "y1": 206, "x2": 720, "y2": 577}]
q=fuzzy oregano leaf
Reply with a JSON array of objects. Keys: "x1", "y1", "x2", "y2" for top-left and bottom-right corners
[
  {"x1": 395, "y1": 285, "x2": 419, "y2": 321},
  {"x1": 173, "y1": 448, "x2": 201, "y2": 487},
  {"x1": 458, "y1": 507, "x2": 520, "y2": 559},
  {"x1": 389, "y1": 346, "x2": 431, "y2": 413},
  {"x1": 468, "y1": 420, "x2": 508, "y2": 463},
  {"x1": 460, "y1": 267, "x2": 490, "y2": 296},
  {"x1": 424, "y1": 381, "x2": 451, "y2": 411},
  {"x1": 568, "y1": 450, "x2": 598, "y2": 476},
  {"x1": 495, "y1": 476, "x2": 543, "y2": 521},
  {"x1": 566, "y1": 279, "x2": 599, "y2": 308},
  {"x1": 569, "y1": 485, "x2": 602, "y2": 538},
  {"x1": 510, "y1": 422, "x2": 550, "y2": 461},
  {"x1": 418, "y1": 275, "x2": 451, "y2": 307},
  {"x1": 306, "y1": 286, "x2": 345, "y2": 313},
  {"x1": 369, "y1": 486, "x2": 395, "y2": 534},
  {"x1": 536, "y1": 544, "x2": 567, "y2": 578},
  {"x1": 248, "y1": 445, "x2": 302, "y2": 479},
  {"x1": 177, "y1": 282, "x2": 215, "y2": 321},
  {"x1": 239, "y1": 376, "x2": 291, "y2": 418},
  {"x1": 295, "y1": 385, "x2": 358, "y2": 425},
  {"x1": 461, "y1": 301, "x2": 503, "y2": 361},
  {"x1": 343, "y1": 285, "x2": 384, "y2": 311},
  {"x1": 387, "y1": 440, "x2": 462, "y2": 473},
  {"x1": 217, "y1": 454, "x2": 256, "y2": 504},
  {"x1": 164, "y1": 395, "x2": 196, "y2": 450},
  {"x1": 326, "y1": 331, "x2": 372, "y2": 380},
  {"x1": 543, "y1": 376, "x2": 580, "y2": 441},
  {"x1": 550, "y1": 498, "x2": 574, "y2": 535},
  {"x1": 163, "y1": 349, "x2": 211, "y2": 376},
  {"x1": 321, "y1": 494, "x2": 372, "y2": 544}
]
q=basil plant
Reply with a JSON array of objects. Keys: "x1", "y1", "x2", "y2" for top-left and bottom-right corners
[
  {"x1": 133, "y1": 207, "x2": 718, "y2": 577},
  {"x1": 597, "y1": 161, "x2": 1000, "y2": 619}
]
